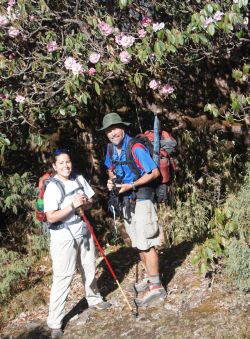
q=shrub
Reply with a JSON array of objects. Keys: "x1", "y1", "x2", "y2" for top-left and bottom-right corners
[{"x1": 225, "y1": 239, "x2": 250, "y2": 292}]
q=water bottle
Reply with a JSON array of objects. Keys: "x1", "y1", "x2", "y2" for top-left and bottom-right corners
[
  {"x1": 36, "y1": 198, "x2": 44, "y2": 211},
  {"x1": 36, "y1": 198, "x2": 45, "y2": 221}
]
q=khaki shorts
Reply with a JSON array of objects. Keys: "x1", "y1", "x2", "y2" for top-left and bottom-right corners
[{"x1": 123, "y1": 200, "x2": 160, "y2": 251}]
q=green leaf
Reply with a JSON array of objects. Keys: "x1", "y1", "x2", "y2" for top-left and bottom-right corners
[
  {"x1": 200, "y1": 262, "x2": 207, "y2": 274},
  {"x1": 242, "y1": 64, "x2": 250, "y2": 74},
  {"x1": 65, "y1": 82, "x2": 71, "y2": 95},
  {"x1": 94, "y1": 81, "x2": 101, "y2": 95},
  {"x1": 134, "y1": 73, "x2": 142, "y2": 88},
  {"x1": 191, "y1": 255, "x2": 200, "y2": 265},
  {"x1": 119, "y1": 0, "x2": 128, "y2": 8},
  {"x1": 205, "y1": 4, "x2": 213, "y2": 15},
  {"x1": 207, "y1": 23, "x2": 215, "y2": 36},
  {"x1": 106, "y1": 16, "x2": 113, "y2": 26},
  {"x1": 81, "y1": 92, "x2": 88, "y2": 104},
  {"x1": 205, "y1": 247, "x2": 214, "y2": 260},
  {"x1": 231, "y1": 101, "x2": 240, "y2": 110},
  {"x1": 232, "y1": 69, "x2": 243, "y2": 79}
]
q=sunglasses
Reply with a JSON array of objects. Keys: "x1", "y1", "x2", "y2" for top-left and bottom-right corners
[{"x1": 53, "y1": 148, "x2": 70, "y2": 156}]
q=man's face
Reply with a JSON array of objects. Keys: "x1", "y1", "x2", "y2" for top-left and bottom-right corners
[{"x1": 105, "y1": 124, "x2": 125, "y2": 146}]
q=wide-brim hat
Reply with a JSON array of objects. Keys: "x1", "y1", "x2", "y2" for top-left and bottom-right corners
[{"x1": 98, "y1": 112, "x2": 131, "y2": 131}]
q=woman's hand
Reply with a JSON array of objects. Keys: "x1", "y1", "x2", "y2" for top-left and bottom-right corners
[{"x1": 72, "y1": 193, "x2": 85, "y2": 209}]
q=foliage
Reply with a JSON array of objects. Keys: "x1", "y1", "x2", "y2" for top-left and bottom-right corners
[
  {"x1": 0, "y1": 0, "x2": 248, "y2": 153},
  {"x1": 0, "y1": 248, "x2": 34, "y2": 305},
  {"x1": 0, "y1": 172, "x2": 34, "y2": 215},
  {"x1": 224, "y1": 238, "x2": 250, "y2": 292},
  {"x1": 159, "y1": 185, "x2": 210, "y2": 245},
  {"x1": 0, "y1": 0, "x2": 249, "y2": 297},
  {"x1": 0, "y1": 233, "x2": 48, "y2": 305},
  {"x1": 204, "y1": 64, "x2": 250, "y2": 122},
  {"x1": 191, "y1": 163, "x2": 250, "y2": 278}
]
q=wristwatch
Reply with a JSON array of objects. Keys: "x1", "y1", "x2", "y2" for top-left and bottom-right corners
[{"x1": 131, "y1": 182, "x2": 136, "y2": 191}]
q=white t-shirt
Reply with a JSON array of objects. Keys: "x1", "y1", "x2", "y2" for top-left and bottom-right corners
[{"x1": 44, "y1": 174, "x2": 95, "y2": 242}]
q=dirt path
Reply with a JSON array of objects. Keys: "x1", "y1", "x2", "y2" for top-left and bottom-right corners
[{"x1": 1, "y1": 243, "x2": 249, "y2": 339}]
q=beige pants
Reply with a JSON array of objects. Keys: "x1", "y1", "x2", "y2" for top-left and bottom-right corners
[
  {"x1": 47, "y1": 236, "x2": 103, "y2": 329},
  {"x1": 123, "y1": 200, "x2": 161, "y2": 251}
]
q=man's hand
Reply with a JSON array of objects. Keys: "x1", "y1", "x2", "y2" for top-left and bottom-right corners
[
  {"x1": 107, "y1": 179, "x2": 115, "y2": 191},
  {"x1": 118, "y1": 183, "x2": 133, "y2": 194}
]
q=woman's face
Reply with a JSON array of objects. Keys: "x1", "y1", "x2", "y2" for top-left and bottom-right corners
[{"x1": 52, "y1": 153, "x2": 72, "y2": 179}]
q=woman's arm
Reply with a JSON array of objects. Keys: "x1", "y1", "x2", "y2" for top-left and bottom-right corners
[{"x1": 46, "y1": 194, "x2": 87, "y2": 223}]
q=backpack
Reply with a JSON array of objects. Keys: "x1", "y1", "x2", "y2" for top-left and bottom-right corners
[
  {"x1": 108, "y1": 130, "x2": 177, "y2": 203},
  {"x1": 35, "y1": 172, "x2": 84, "y2": 225},
  {"x1": 138, "y1": 130, "x2": 177, "y2": 184}
]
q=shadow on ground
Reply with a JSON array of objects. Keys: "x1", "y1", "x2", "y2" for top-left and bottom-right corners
[{"x1": 8, "y1": 241, "x2": 194, "y2": 338}]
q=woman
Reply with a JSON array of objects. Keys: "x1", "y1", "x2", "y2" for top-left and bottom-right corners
[{"x1": 44, "y1": 149, "x2": 111, "y2": 338}]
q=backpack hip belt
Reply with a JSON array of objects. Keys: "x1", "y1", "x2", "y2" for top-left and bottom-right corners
[{"x1": 49, "y1": 216, "x2": 83, "y2": 230}]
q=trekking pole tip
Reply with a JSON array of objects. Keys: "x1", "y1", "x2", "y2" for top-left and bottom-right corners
[{"x1": 131, "y1": 310, "x2": 139, "y2": 318}]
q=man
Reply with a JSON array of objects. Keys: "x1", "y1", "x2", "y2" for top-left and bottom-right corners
[{"x1": 98, "y1": 112, "x2": 166, "y2": 306}]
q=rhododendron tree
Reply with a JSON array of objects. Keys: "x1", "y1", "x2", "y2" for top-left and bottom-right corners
[{"x1": 0, "y1": 0, "x2": 248, "y2": 170}]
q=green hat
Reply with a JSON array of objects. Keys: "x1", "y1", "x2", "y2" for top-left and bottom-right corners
[{"x1": 98, "y1": 112, "x2": 131, "y2": 131}]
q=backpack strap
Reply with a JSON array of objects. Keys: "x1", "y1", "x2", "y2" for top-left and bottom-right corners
[
  {"x1": 48, "y1": 178, "x2": 66, "y2": 207},
  {"x1": 126, "y1": 138, "x2": 145, "y2": 179},
  {"x1": 48, "y1": 174, "x2": 86, "y2": 230},
  {"x1": 108, "y1": 143, "x2": 127, "y2": 166}
]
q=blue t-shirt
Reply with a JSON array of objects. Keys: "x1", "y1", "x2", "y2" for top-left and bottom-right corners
[{"x1": 104, "y1": 133, "x2": 157, "y2": 183}]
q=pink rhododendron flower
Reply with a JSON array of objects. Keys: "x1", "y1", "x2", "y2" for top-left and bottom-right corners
[
  {"x1": 160, "y1": 84, "x2": 174, "y2": 96},
  {"x1": 47, "y1": 41, "x2": 58, "y2": 52},
  {"x1": 89, "y1": 53, "x2": 101, "y2": 64},
  {"x1": 138, "y1": 29, "x2": 147, "y2": 38},
  {"x1": 29, "y1": 15, "x2": 35, "y2": 21},
  {"x1": 64, "y1": 57, "x2": 83, "y2": 75},
  {"x1": 141, "y1": 17, "x2": 152, "y2": 27},
  {"x1": 88, "y1": 67, "x2": 96, "y2": 75},
  {"x1": 152, "y1": 22, "x2": 165, "y2": 32},
  {"x1": 204, "y1": 17, "x2": 213, "y2": 27},
  {"x1": 71, "y1": 62, "x2": 83, "y2": 75},
  {"x1": 0, "y1": 15, "x2": 9, "y2": 26},
  {"x1": 0, "y1": 93, "x2": 6, "y2": 99},
  {"x1": 149, "y1": 80, "x2": 159, "y2": 90},
  {"x1": 98, "y1": 22, "x2": 113, "y2": 36},
  {"x1": 213, "y1": 11, "x2": 224, "y2": 21},
  {"x1": 64, "y1": 57, "x2": 77, "y2": 70},
  {"x1": 8, "y1": 0, "x2": 15, "y2": 6},
  {"x1": 115, "y1": 35, "x2": 123, "y2": 45},
  {"x1": 15, "y1": 95, "x2": 25, "y2": 103},
  {"x1": 8, "y1": 26, "x2": 20, "y2": 38},
  {"x1": 115, "y1": 34, "x2": 135, "y2": 48},
  {"x1": 9, "y1": 52, "x2": 16, "y2": 60},
  {"x1": 119, "y1": 51, "x2": 131, "y2": 64}
]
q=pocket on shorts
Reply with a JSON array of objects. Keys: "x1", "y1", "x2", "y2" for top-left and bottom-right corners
[
  {"x1": 136, "y1": 201, "x2": 159, "y2": 239},
  {"x1": 144, "y1": 217, "x2": 158, "y2": 238}
]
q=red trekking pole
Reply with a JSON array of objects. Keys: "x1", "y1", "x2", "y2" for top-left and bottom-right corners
[{"x1": 79, "y1": 208, "x2": 136, "y2": 316}]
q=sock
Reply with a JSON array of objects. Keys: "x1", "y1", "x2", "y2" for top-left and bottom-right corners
[{"x1": 149, "y1": 274, "x2": 161, "y2": 286}]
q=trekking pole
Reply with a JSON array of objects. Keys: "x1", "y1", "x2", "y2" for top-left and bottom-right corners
[{"x1": 79, "y1": 207, "x2": 137, "y2": 317}]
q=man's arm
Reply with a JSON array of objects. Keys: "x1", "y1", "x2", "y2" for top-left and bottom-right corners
[{"x1": 118, "y1": 167, "x2": 160, "y2": 194}]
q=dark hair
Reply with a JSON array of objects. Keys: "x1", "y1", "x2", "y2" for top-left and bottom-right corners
[{"x1": 52, "y1": 148, "x2": 71, "y2": 163}]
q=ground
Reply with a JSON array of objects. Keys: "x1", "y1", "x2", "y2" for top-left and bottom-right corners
[{"x1": 0, "y1": 242, "x2": 249, "y2": 339}]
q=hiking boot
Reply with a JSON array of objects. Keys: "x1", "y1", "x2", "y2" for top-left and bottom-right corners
[
  {"x1": 89, "y1": 301, "x2": 112, "y2": 310},
  {"x1": 51, "y1": 328, "x2": 63, "y2": 338},
  {"x1": 134, "y1": 279, "x2": 152, "y2": 293},
  {"x1": 134, "y1": 284, "x2": 166, "y2": 307}
]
